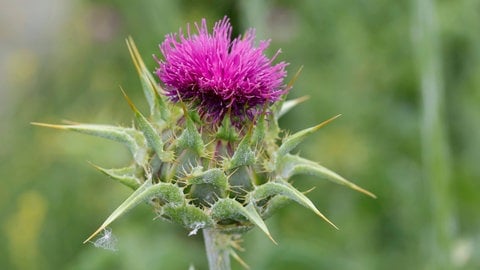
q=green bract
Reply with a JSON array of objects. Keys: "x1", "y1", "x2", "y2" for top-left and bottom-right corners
[{"x1": 33, "y1": 38, "x2": 375, "y2": 265}]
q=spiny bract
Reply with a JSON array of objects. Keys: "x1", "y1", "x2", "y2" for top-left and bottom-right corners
[{"x1": 33, "y1": 23, "x2": 375, "y2": 260}]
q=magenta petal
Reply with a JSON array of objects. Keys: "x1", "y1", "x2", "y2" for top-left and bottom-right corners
[{"x1": 155, "y1": 16, "x2": 288, "y2": 125}]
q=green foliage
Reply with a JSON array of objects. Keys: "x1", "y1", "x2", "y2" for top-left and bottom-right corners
[
  {"x1": 90, "y1": 163, "x2": 141, "y2": 190},
  {"x1": 3, "y1": 0, "x2": 480, "y2": 269},
  {"x1": 31, "y1": 33, "x2": 373, "y2": 269},
  {"x1": 36, "y1": 41, "x2": 370, "y2": 245}
]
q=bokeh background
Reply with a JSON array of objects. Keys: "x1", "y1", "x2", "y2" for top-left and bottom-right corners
[{"x1": 1, "y1": 0, "x2": 479, "y2": 269}]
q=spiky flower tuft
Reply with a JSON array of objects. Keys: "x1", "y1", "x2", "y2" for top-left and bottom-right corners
[
  {"x1": 34, "y1": 17, "x2": 375, "y2": 269},
  {"x1": 156, "y1": 17, "x2": 288, "y2": 125}
]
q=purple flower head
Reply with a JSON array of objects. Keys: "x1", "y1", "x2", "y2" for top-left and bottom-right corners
[{"x1": 155, "y1": 17, "x2": 288, "y2": 125}]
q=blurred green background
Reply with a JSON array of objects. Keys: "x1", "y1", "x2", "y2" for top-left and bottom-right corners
[{"x1": 1, "y1": 0, "x2": 479, "y2": 269}]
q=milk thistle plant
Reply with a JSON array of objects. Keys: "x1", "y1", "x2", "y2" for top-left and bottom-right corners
[{"x1": 34, "y1": 17, "x2": 375, "y2": 270}]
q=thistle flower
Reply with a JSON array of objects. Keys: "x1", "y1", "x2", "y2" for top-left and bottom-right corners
[
  {"x1": 156, "y1": 17, "x2": 288, "y2": 124},
  {"x1": 34, "y1": 17, "x2": 375, "y2": 270}
]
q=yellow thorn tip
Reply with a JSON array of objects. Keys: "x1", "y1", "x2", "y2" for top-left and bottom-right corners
[{"x1": 30, "y1": 122, "x2": 69, "y2": 129}]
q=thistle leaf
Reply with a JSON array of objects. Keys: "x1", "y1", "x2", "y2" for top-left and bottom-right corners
[
  {"x1": 264, "y1": 113, "x2": 281, "y2": 154},
  {"x1": 187, "y1": 168, "x2": 228, "y2": 192},
  {"x1": 126, "y1": 37, "x2": 158, "y2": 91},
  {"x1": 89, "y1": 162, "x2": 141, "y2": 190},
  {"x1": 163, "y1": 204, "x2": 214, "y2": 229},
  {"x1": 277, "y1": 96, "x2": 309, "y2": 119},
  {"x1": 281, "y1": 155, "x2": 377, "y2": 199},
  {"x1": 251, "y1": 113, "x2": 266, "y2": 147},
  {"x1": 272, "y1": 66, "x2": 303, "y2": 117},
  {"x1": 277, "y1": 114, "x2": 341, "y2": 158},
  {"x1": 243, "y1": 203, "x2": 277, "y2": 244},
  {"x1": 279, "y1": 154, "x2": 376, "y2": 198},
  {"x1": 122, "y1": 90, "x2": 174, "y2": 162},
  {"x1": 252, "y1": 181, "x2": 338, "y2": 229},
  {"x1": 31, "y1": 122, "x2": 148, "y2": 165},
  {"x1": 259, "y1": 195, "x2": 291, "y2": 219},
  {"x1": 188, "y1": 168, "x2": 229, "y2": 203},
  {"x1": 212, "y1": 198, "x2": 276, "y2": 243},
  {"x1": 126, "y1": 37, "x2": 169, "y2": 122},
  {"x1": 216, "y1": 114, "x2": 239, "y2": 142},
  {"x1": 225, "y1": 132, "x2": 255, "y2": 170},
  {"x1": 285, "y1": 65, "x2": 304, "y2": 92},
  {"x1": 177, "y1": 115, "x2": 205, "y2": 156},
  {"x1": 84, "y1": 180, "x2": 152, "y2": 243},
  {"x1": 84, "y1": 181, "x2": 185, "y2": 243}
]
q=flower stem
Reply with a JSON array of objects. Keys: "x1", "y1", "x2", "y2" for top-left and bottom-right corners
[
  {"x1": 413, "y1": 0, "x2": 455, "y2": 268},
  {"x1": 203, "y1": 229, "x2": 231, "y2": 270}
]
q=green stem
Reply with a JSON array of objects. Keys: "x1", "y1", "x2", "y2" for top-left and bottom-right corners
[
  {"x1": 413, "y1": 0, "x2": 455, "y2": 268},
  {"x1": 203, "y1": 229, "x2": 231, "y2": 270}
]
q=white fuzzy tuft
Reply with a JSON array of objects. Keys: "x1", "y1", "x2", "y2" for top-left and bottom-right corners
[
  {"x1": 91, "y1": 227, "x2": 118, "y2": 251},
  {"x1": 188, "y1": 222, "x2": 206, "y2": 236}
]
